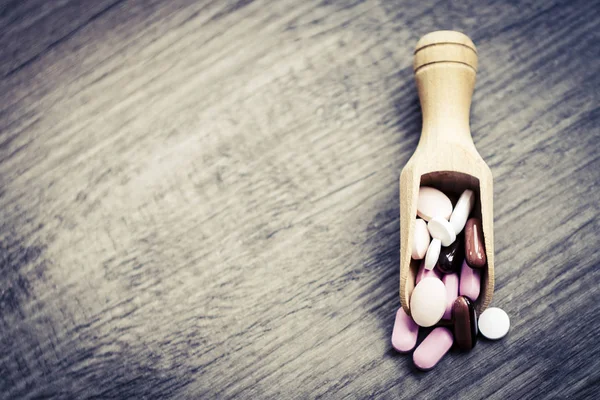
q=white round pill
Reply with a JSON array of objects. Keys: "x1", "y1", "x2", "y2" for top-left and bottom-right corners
[
  {"x1": 428, "y1": 217, "x2": 456, "y2": 246},
  {"x1": 478, "y1": 307, "x2": 510, "y2": 340},
  {"x1": 417, "y1": 187, "x2": 453, "y2": 221},
  {"x1": 410, "y1": 277, "x2": 447, "y2": 327},
  {"x1": 424, "y1": 238, "x2": 441, "y2": 270},
  {"x1": 412, "y1": 218, "x2": 431, "y2": 260}
]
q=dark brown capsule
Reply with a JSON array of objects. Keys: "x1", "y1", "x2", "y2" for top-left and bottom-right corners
[
  {"x1": 464, "y1": 218, "x2": 486, "y2": 268},
  {"x1": 437, "y1": 234, "x2": 464, "y2": 274},
  {"x1": 452, "y1": 296, "x2": 478, "y2": 351}
]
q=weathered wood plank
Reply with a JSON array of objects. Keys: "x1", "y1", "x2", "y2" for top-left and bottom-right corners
[{"x1": 1, "y1": 0, "x2": 599, "y2": 398}]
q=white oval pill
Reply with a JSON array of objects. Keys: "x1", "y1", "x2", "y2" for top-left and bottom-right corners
[
  {"x1": 424, "y1": 238, "x2": 441, "y2": 271},
  {"x1": 449, "y1": 189, "x2": 475, "y2": 235},
  {"x1": 417, "y1": 187, "x2": 453, "y2": 221},
  {"x1": 428, "y1": 217, "x2": 456, "y2": 247},
  {"x1": 478, "y1": 307, "x2": 510, "y2": 340},
  {"x1": 412, "y1": 218, "x2": 431, "y2": 260},
  {"x1": 410, "y1": 277, "x2": 447, "y2": 327}
]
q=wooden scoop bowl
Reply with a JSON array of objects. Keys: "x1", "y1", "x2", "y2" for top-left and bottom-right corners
[{"x1": 399, "y1": 31, "x2": 494, "y2": 316}]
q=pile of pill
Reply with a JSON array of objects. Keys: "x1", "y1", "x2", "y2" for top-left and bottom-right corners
[{"x1": 392, "y1": 186, "x2": 510, "y2": 370}]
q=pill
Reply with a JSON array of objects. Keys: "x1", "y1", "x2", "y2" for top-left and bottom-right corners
[
  {"x1": 412, "y1": 218, "x2": 431, "y2": 260},
  {"x1": 417, "y1": 186, "x2": 453, "y2": 222},
  {"x1": 428, "y1": 217, "x2": 456, "y2": 247},
  {"x1": 437, "y1": 234, "x2": 464, "y2": 274},
  {"x1": 415, "y1": 259, "x2": 442, "y2": 284},
  {"x1": 478, "y1": 307, "x2": 510, "y2": 340},
  {"x1": 449, "y1": 190, "x2": 475, "y2": 235},
  {"x1": 459, "y1": 259, "x2": 481, "y2": 301},
  {"x1": 410, "y1": 277, "x2": 447, "y2": 327},
  {"x1": 424, "y1": 238, "x2": 441, "y2": 271},
  {"x1": 391, "y1": 307, "x2": 420, "y2": 353},
  {"x1": 413, "y1": 327, "x2": 453, "y2": 371},
  {"x1": 442, "y1": 272, "x2": 459, "y2": 320},
  {"x1": 452, "y1": 296, "x2": 478, "y2": 351},
  {"x1": 465, "y1": 218, "x2": 486, "y2": 268}
]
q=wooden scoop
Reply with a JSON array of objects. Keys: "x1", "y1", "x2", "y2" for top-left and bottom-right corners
[{"x1": 399, "y1": 31, "x2": 494, "y2": 315}]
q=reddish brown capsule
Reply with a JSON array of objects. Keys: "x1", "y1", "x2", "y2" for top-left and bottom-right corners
[
  {"x1": 464, "y1": 218, "x2": 486, "y2": 268},
  {"x1": 452, "y1": 296, "x2": 478, "y2": 351}
]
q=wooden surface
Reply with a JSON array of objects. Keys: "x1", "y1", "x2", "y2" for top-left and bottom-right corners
[{"x1": 1, "y1": 0, "x2": 599, "y2": 398}]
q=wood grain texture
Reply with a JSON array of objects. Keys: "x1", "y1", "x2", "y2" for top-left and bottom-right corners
[{"x1": 1, "y1": 0, "x2": 599, "y2": 398}]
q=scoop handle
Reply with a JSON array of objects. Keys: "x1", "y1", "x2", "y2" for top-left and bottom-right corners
[{"x1": 413, "y1": 31, "x2": 478, "y2": 149}]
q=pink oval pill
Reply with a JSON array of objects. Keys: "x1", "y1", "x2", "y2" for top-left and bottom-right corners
[
  {"x1": 459, "y1": 259, "x2": 481, "y2": 301},
  {"x1": 413, "y1": 327, "x2": 454, "y2": 371},
  {"x1": 415, "y1": 260, "x2": 442, "y2": 285},
  {"x1": 442, "y1": 272, "x2": 459, "y2": 320},
  {"x1": 391, "y1": 307, "x2": 419, "y2": 353}
]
